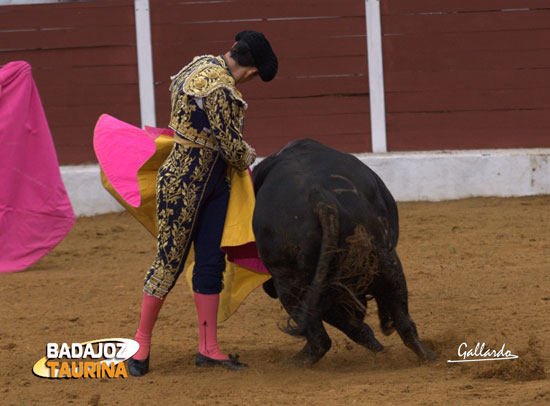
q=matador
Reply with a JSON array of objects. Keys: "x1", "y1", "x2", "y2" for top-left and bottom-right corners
[{"x1": 128, "y1": 30, "x2": 278, "y2": 376}]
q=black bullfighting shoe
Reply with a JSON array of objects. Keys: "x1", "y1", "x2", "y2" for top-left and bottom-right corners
[
  {"x1": 128, "y1": 356, "x2": 149, "y2": 377},
  {"x1": 195, "y1": 353, "x2": 248, "y2": 371}
]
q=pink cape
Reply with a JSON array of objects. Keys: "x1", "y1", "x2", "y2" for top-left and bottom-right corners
[
  {"x1": 93, "y1": 114, "x2": 268, "y2": 274},
  {"x1": 0, "y1": 61, "x2": 75, "y2": 273},
  {"x1": 93, "y1": 114, "x2": 162, "y2": 208},
  {"x1": 223, "y1": 241, "x2": 268, "y2": 274}
]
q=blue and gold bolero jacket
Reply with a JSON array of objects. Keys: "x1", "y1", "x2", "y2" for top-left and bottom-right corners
[{"x1": 168, "y1": 55, "x2": 255, "y2": 171}]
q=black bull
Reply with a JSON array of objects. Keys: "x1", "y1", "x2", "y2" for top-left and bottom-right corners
[{"x1": 252, "y1": 139, "x2": 438, "y2": 365}]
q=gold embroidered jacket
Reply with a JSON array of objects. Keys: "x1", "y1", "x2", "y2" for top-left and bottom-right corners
[{"x1": 168, "y1": 55, "x2": 255, "y2": 170}]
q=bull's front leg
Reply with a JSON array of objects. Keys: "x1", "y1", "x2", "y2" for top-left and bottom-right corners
[{"x1": 323, "y1": 299, "x2": 384, "y2": 353}]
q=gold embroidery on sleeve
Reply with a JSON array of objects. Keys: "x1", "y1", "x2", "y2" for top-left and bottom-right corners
[{"x1": 204, "y1": 88, "x2": 253, "y2": 171}]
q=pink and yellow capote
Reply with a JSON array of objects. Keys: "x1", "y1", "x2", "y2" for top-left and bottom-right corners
[{"x1": 93, "y1": 114, "x2": 270, "y2": 322}]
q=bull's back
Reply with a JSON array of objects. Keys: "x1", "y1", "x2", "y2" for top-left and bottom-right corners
[{"x1": 252, "y1": 139, "x2": 399, "y2": 269}]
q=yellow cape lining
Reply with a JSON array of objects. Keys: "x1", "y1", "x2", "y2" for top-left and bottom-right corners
[{"x1": 101, "y1": 135, "x2": 270, "y2": 322}]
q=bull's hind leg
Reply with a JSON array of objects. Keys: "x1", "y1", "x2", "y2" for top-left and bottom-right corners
[
  {"x1": 292, "y1": 318, "x2": 332, "y2": 366},
  {"x1": 273, "y1": 278, "x2": 332, "y2": 365},
  {"x1": 371, "y1": 253, "x2": 438, "y2": 361},
  {"x1": 323, "y1": 299, "x2": 384, "y2": 353}
]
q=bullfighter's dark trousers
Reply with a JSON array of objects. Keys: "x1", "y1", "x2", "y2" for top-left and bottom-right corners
[{"x1": 143, "y1": 142, "x2": 230, "y2": 298}]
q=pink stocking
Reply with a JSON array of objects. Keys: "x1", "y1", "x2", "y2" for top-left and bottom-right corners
[
  {"x1": 194, "y1": 292, "x2": 229, "y2": 360},
  {"x1": 133, "y1": 293, "x2": 164, "y2": 360}
]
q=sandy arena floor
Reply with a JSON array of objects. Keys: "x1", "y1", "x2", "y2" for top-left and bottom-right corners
[{"x1": 1, "y1": 196, "x2": 549, "y2": 405}]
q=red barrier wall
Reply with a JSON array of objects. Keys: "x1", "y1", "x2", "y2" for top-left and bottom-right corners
[
  {"x1": 381, "y1": 0, "x2": 550, "y2": 150},
  {"x1": 149, "y1": 0, "x2": 370, "y2": 157},
  {"x1": 0, "y1": 0, "x2": 138, "y2": 164},
  {"x1": 2, "y1": 1, "x2": 549, "y2": 163}
]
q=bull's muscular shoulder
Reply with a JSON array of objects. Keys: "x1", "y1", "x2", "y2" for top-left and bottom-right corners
[
  {"x1": 170, "y1": 55, "x2": 247, "y2": 107},
  {"x1": 255, "y1": 138, "x2": 400, "y2": 244}
]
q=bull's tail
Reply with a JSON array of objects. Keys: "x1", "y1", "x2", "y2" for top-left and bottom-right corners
[{"x1": 286, "y1": 194, "x2": 339, "y2": 337}]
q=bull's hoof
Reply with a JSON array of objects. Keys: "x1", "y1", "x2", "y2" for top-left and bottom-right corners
[
  {"x1": 365, "y1": 339, "x2": 384, "y2": 353},
  {"x1": 381, "y1": 321, "x2": 395, "y2": 336},
  {"x1": 290, "y1": 344, "x2": 328, "y2": 367},
  {"x1": 376, "y1": 344, "x2": 393, "y2": 354},
  {"x1": 290, "y1": 351, "x2": 318, "y2": 367},
  {"x1": 422, "y1": 350, "x2": 439, "y2": 362}
]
